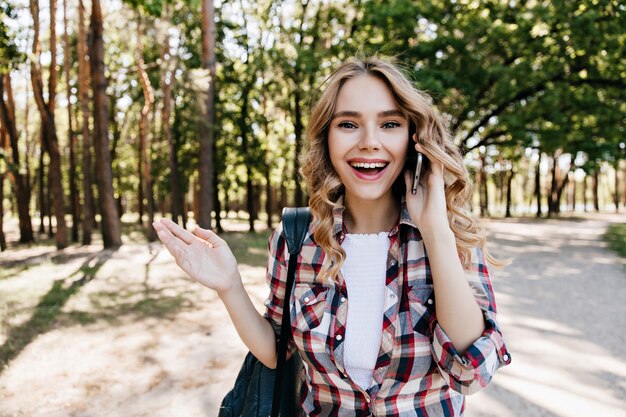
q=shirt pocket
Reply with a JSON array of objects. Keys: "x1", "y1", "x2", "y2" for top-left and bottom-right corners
[
  {"x1": 293, "y1": 283, "x2": 329, "y2": 334},
  {"x1": 406, "y1": 284, "x2": 435, "y2": 337}
]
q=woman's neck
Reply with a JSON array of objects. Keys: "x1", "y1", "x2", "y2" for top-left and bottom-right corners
[{"x1": 343, "y1": 192, "x2": 400, "y2": 234}]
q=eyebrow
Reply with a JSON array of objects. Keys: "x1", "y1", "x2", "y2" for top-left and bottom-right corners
[{"x1": 331, "y1": 110, "x2": 406, "y2": 120}]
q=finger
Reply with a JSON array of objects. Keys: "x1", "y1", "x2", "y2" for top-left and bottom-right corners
[
  {"x1": 192, "y1": 227, "x2": 223, "y2": 247},
  {"x1": 159, "y1": 218, "x2": 195, "y2": 245},
  {"x1": 155, "y1": 225, "x2": 188, "y2": 259}
]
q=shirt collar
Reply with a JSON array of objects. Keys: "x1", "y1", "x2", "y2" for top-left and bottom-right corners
[{"x1": 332, "y1": 194, "x2": 417, "y2": 238}]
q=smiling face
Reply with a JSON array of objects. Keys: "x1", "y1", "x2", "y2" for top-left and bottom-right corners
[{"x1": 328, "y1": 74, "x2": 410, "y2": 207}]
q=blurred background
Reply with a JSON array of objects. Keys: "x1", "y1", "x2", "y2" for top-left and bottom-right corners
[{"x1": 0, "y1": 0, "x2": 625, "y2": 416}]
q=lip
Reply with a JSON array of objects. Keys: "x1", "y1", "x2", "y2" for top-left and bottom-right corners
[
  {"x1": 349, "y1": 163, "x2": 390, "y2": 181},
  {"x1": 348, "y1": 158, "x2": 389, "y2": 164}
]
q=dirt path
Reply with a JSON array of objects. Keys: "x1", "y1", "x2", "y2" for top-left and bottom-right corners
[
  {"x1": 0, "y1": 214, "x2": 624, "y2": 417},
  {"x1": 467, "y1": 214, "x2": 626, "y2": 417}
]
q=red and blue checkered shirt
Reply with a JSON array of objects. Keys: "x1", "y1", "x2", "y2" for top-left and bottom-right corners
[{"x1": 264, "y1": 196, "x2": 511, "y2": 416}]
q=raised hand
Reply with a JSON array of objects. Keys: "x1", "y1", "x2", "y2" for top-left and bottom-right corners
[
  {"x1": 404, "y1": 136, "x2": 450, "y2": 236},
  {"x1": 152, "y1": 218, "x2": 240, "y2": 294}
]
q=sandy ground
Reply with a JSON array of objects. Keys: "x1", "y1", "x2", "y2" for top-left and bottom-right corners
[{"x1": 0, "y1": 213, "x2": 625, "y2": 417}]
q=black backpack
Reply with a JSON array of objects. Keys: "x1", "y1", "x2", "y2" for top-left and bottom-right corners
[{"x1": 219, "y1": 207, "x2": 311, "y2": 417}]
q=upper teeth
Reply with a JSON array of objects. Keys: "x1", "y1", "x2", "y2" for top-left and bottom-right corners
[{"x1": 350, "y1": 162, "x2": 387, "y2": 168}]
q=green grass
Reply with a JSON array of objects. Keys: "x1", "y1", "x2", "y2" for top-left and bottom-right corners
[
  {"x1": 222, "y1": 230, "x2": 273, "y2": 267},
  {"x1": 604, "y1": 223, "x2": 626, "y2": 259}
]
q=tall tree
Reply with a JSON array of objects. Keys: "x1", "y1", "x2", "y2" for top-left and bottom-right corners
[
  {"x1": 29, "y1": 0, "x2": 68, "y2": 249},
  {"x1": 89, "y1": 0, "x2": 122, "y2": 247},
  {"x1": 160, "y1": 4, "x2": 184, "y2": 226},
  {"x1": 0, "y1": 73, "x2": 33, "y2": 243},
  {"x1": 78, "y1": 0, "x2": 94, "y2": 244},
  {"x1": 197, "y1": 0, "x2": 216, "y2": 229},
  {"x1": 135, "y1": 19, "x2": 156, "y2": 241},
  {"x1": 0, "y1": 127, "x2": 6, "y2": 251},
  {"x1": 63, "y1": 0, "x2": 79, "y2": 242}
]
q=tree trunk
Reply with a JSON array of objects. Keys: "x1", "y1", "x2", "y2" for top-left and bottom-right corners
[
  {"x1": 137, "y1": 134, "x2": 144, "y2": 224},
  {"x1": 547, "y1": 154, "x2": 556, "y2": 216},
  {"x1": 570, "y1": 172, "x2": 576, "y2": 212},
  {"x1": 198, "y1": 0, "x2": 216, "y2": 230},
  {"x1": 592, "y1": 170, "x2": 599, "y2": 211},
  {"x1": 552, "y1": 155, "x2": 572, "y2": 216},
  {"x1": 0, "y1": 74, "x2": 34, "y2": 243},
  {"x1": 0, "y1": 125, "x2": 7, "y2": 250},
  {"x1": 496, "y1": 157, "x2": 504, "y2": 210},
  {"x1": 78, "y1": 0, "x2": 94, "y2": 244},
  {"x1": 263, "y1": 138, "x2": 273, "y2": 229},
  {"x1": 213, "y1": 161, "x2": 222, "y2": 233},
  {"x1": 160, "y1": 8, "x2": 184, "y2": 226},
  {"x1": 38, "y1": 149, "x2": 45, "y2": 233},
  {"x1": 535, "y1": 152, "x2": 542, "y2": 217},
  {"x1": 505, "y1": 168, "x2": 514, "y2": 218},
  {"x1": 0, "y1": 169, "x2": 5, "y2": 251},
  {"x1": 64, "y1": 0, "x2": 79, "y2": 242},
  {"x1": 89, "y1": 0, "x2": 122, "y2": 247},
  {"x1": 614, "y1": 160, "x2": 620, "y2": 212},
  {"x1": 238, "y1": 85, "x2": 256, "y2": 233},
  {"x1": 479, "y1": 149, "x2": 489, "y2": 217},
  {"x1": 46, "y1": 175, "x2": 53, "y2": 237},
  {"x1": 279, "y1": 181, "x2": 287, "y2": 213},
  {"x1": 135, "y1": 20, "x2": 156, "y2": 241},
  {"x1": 293, "y1": 87, "x2": 305, "y2": 207},
  {"x1": 29, "y1": 0, "x2": 68, "y2": 249}
]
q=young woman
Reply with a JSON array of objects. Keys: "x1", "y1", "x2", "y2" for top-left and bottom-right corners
[{"x1": 153, "y1": 56, "x2": 511, "y2": 416}]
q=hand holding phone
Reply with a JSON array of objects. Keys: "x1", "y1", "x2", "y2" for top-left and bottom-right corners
[{"x1": 411, "y1": 152, "x2": 424, "y2": 195}]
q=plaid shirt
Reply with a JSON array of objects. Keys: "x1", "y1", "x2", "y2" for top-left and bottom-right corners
[{"x1": 264, "y1": 196, "x2": 511, "y2": 416}]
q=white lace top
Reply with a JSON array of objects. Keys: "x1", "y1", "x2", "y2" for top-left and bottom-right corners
[{"x1": 340, "y1": 231, "x2": 390, "y2": 390}]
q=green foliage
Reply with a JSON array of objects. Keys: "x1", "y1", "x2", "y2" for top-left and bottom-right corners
[
  {"x1": 0, "y1": 3, "x2": 24, "y2": 73},
  {"x1": 4, "y1": 0, "x2": 624, "y2": 225}
]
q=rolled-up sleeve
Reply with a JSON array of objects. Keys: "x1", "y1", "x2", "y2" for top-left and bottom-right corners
[{"x1": 430, "y1": 247, "x2": 511, "y2": 395}]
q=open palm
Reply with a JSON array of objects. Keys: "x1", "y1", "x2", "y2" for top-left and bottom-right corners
[{"x1": 153, "y1": 218, "x2": 239, "y2": 294}]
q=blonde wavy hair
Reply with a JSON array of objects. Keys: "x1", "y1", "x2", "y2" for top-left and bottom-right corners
[{"x1": 300, "y1": 56, "x2": 506, "y2": 283}]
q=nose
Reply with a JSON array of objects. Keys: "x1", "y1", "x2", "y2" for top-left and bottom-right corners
[{"x1": 358, "y1": 126, "x2": 381, "y2": 151}]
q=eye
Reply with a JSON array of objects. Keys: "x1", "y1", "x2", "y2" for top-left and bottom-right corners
[
  {"x1": 338, "y1": 121, "x2": 357, "y2": 129},
  {"x1": 382, "y1": 121, "x2": 401, "y2": 129}
]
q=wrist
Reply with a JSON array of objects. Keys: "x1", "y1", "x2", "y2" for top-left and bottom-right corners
[
  {"x1": 217, "y1": 271, "x2": 244, "y2": 301},
  {"x1": 420, "y1": 222, "x2": 454, "y2": 244}
]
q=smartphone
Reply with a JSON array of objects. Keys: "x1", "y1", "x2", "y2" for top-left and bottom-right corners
[
  {"x1": 405, "y1": 128, "x2": 428, "y2": 194},
  {"x1": 411, "y1": 152, "x2": 423, "y2": 195}
]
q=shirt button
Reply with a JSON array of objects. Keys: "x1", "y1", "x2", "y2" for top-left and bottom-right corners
[
  {"x1": 340, "y1": 297, "x2": 346, "y2": 303},
  {"x1": 427, "y1": 298, "x2": 433, "y2": 305},
  {"x1": 365, "y1": 396, "x2": 371, "y2": 403},
  {"x1": 386, "y1": 333, "x2": 392, "y2": 339},
  {"x1": 304, "y1": 297, "x2": 310, "y2": 303},
  {"x1": 336, "y1": 334, "x2": 343, "y2": 341},
  {"x1": 390, "y1": 260, "x2": 396, "y2": 266},
  {"x1": 503, "y1": 353, "x2": 510, "y2": 361}
]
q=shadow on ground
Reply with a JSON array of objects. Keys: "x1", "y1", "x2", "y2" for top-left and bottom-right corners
[{"x1": 0, "y1": 250, "x2": 113, "y2": 372}]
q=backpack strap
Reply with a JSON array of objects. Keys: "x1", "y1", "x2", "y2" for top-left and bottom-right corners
[{"x1": 271, "y1": 207, "x2": 311, "y2": 417}]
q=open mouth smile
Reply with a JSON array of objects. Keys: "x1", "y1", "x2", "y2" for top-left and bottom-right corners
[{"x1": 348, "y1": 161, "x2": 390, "y2": 181}]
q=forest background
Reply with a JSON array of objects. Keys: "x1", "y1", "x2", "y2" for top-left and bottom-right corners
[{"x1": 0, "y1": 0, "x2": 624, "y2": 251}]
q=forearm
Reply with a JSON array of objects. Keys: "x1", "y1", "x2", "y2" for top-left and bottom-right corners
[
  {"x1": 218, "y1": 270, "x2": 278, "y2": 368},
  {"x1": 422, "y1": 227, "x2": 485, "y2": 353}
]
